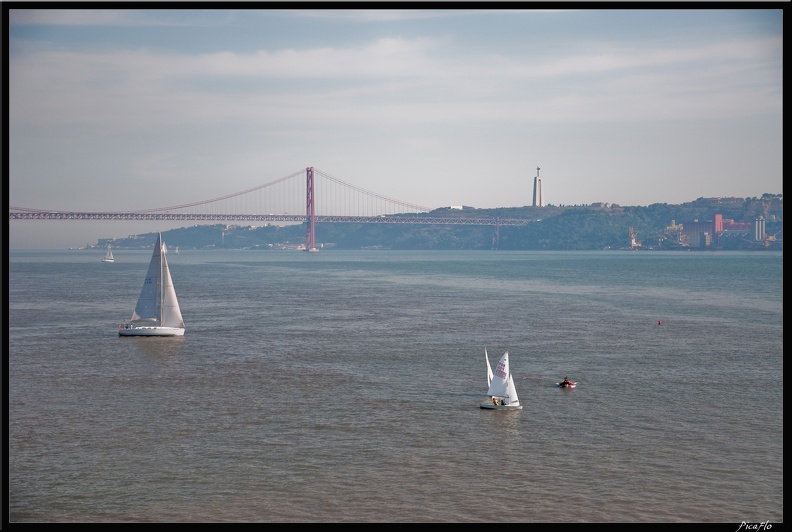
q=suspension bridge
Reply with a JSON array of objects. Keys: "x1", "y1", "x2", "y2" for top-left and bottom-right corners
[{"x1": 9, "y1": 167, "x2": 535, "y2": 250}]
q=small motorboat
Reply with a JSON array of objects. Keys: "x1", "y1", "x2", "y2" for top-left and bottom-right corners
[{"x1": 557, "y1": 380, "x2": 577, "y2": 389}]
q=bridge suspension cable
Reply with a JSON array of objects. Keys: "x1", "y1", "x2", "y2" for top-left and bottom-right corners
[
  {"x1": 128, "y1": 169, "x2": 307, "y2": 213},
  {"x1": 313, "y1": 169, "x2": 432, "y2": 214}
]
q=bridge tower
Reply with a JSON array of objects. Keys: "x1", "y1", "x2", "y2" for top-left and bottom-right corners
[{"x1": 305, "y1": 166, "x2": 318, "y2": 251}]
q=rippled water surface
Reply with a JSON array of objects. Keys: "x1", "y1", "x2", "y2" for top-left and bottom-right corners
[{"x1": 8, "y1": 249, "x2": 783, "y2": 522}]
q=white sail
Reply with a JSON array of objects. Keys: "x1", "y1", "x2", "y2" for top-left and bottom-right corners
[
  {"x1": 159, "y1": 241, "x2": 184, "y2": 328},
  {"x1": 486, "y1": 351, "x2": 511, "y2": 398},
  {"x1": 130, "y1": 237, "x2": 164, "y2": 322},
  {"x1": 485, "y1": 347, "x2": 493, "y2": 388},
  {"x1": 506, "y1": 373, "x2": 520, "y2": 405},
  {"x1": 102, "y1": 244, "x2": 114, "y2": 262},
  {"x1": 119, "y1": 233, "x2": 184, "y2": 336}
]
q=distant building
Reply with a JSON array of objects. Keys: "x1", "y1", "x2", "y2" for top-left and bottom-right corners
[
  {"x1": 532, "y1": 166, "x2": 544, "y2": 207},
  {"x1": 680, "y1": 214, "x2": 721, "y2": 248},
  {"x1": 722, "y1": 219, "x2": 751, "y2": 230},
  {"x1": 699, "y1": 197, "x2": 745, "y2": 205},
  {"x1": 682, "y1": 219, "x2": 715, "y2": 248},
  {"x1": 754, "y1": 217, "x2": 766, "y2": 241}
]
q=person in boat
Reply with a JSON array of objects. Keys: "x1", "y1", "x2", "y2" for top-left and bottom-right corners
[
  {"x1": 561, "y1": 376, "x2": 573, "y2": 387},
  {"x1": 492, "y1": 397, "x2": 498, "y2": 405}
]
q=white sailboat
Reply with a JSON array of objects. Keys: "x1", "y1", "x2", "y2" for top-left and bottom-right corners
[
  {"x1": 118, "y1": 233, "x2": 185, "y2": 337},
  {"x1": 480, "y1": 351, "x2": 523, "y2": 410},
  {"x1": 102, "y1": 244, "x2": 115, "y2": 263}
]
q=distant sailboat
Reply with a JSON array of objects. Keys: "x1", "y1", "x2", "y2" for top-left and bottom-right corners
[
  {"x1": 102, "y1": 244, "x2": 115, "y2": 263},
  {"x1": 480, "y1": 351, "x2": 523, "y2": 410},
  {"x1": 118, "y1": 233, "x2": 185, "y2": 337}
]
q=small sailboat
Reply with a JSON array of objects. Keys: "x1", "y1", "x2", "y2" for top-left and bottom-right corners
[
  {"x1": 481, "y1": 351, "x2": 523, "y2": 410},
  {"x1": 102, "y1": 244, "x2": 115, "y2": 263},
  {"x1": 118, "y1": 233, "x2": 185, "y2": 337}
]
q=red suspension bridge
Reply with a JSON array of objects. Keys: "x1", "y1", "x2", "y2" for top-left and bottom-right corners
[{"x1": 9, "y1": 167, "x2": 534, "y2": 250}]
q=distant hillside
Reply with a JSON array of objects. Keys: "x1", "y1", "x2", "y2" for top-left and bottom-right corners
[{"x1": 96, "y1": 194, "x2": 782, "y2": 251}]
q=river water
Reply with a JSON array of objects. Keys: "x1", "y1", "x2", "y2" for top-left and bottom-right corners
[{"x1": 8, "y1": 249, "x2": 783, "y2": 523}]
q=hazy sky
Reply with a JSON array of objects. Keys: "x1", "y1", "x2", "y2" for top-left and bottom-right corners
[{"x1": 7, "y1": 7, "x2": 783, "y2": 249}]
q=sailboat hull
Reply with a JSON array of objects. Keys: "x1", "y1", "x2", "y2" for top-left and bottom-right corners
[
  {"x1": 480, "y1": 403, "x2": 523, "y2": 410},
  {"x1": 119, "y1": 325, "x2": 185, "y2": 337}
]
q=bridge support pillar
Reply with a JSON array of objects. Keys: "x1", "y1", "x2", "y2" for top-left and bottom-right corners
[{"x1": 305, "y1": 166, "x2": 317, "y2": 251}]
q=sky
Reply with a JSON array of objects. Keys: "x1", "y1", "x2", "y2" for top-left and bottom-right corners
[{"x1": 6, "y1": 7, "x2": 783, "y2": 249}]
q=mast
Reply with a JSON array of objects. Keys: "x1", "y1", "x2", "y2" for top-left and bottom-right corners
[{"x1": 159, "y1": 233, "x2": 164, "y2": 327}]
